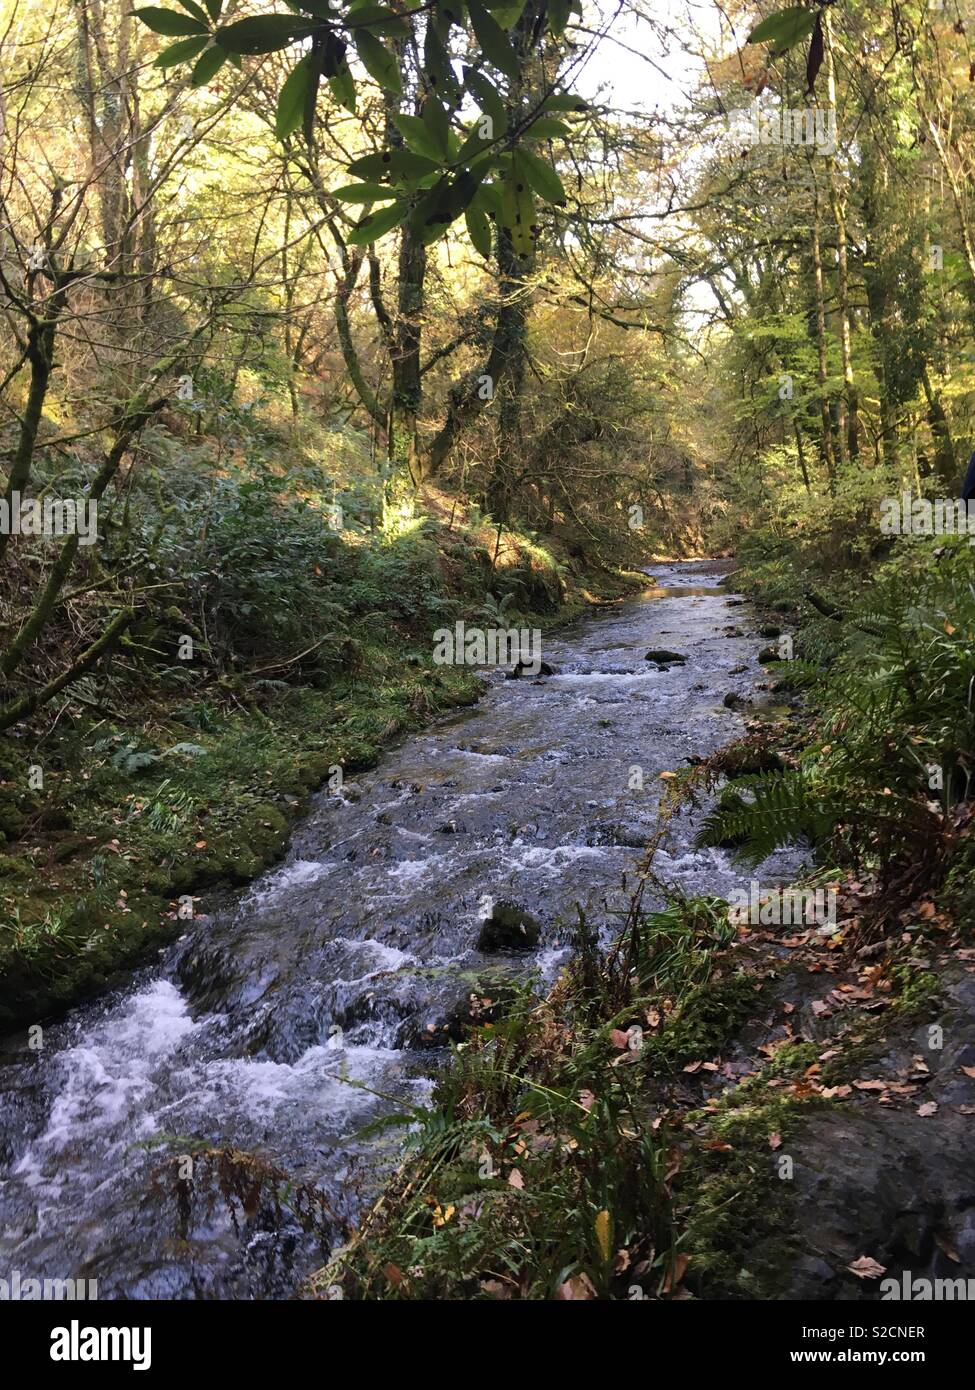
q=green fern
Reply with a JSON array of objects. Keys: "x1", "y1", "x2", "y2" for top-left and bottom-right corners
[{"x1": 696, "y1": 769, "x2": 834, "y2": 864}]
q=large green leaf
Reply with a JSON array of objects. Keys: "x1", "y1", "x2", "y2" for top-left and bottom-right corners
[
  {"x1": 463, "y1": 68, "x2": 507, "y2": 134},
  {"x1": 331, "y1": 182, "x2": 398, "y2": 202},
  {"x1": 747, "y1": 6, "x2": 818, "y2": 51},
  {"x1": 516, "y1": 147, "x2": 566, "y2": 205},
  {"x1": 135, "y1": 6, "x2": 209, "y2": 36},
  {"x1": 354, "y1": 30, "x2": 402, "y2": 93},
  {"x1": 276, "y1": 54, "x2": 314, "y2": 139},
  {"x1": 154, "y1": 34, "x2": 210, "y2": 66},
  {"x1": 344, "y1": 3, "x2": 411, "y2": 38},
  {"x1": 422, "y1": 97, "x2": 451, "y2": 159},
  {"x1": 465, "y1": 204, "x2": 492, "y2": 256},
  {"x1": 176, "y1": 0, "x2": 211, "y2": 25},
  {"x1": 348, "y1": 149, "x2": 440, "y2": 182},
  {"x1": 329, "y1": 62, "x2": 357, "y2": 112},
  {"x1": 216, "y1": 14, "x2": 312, "y2": 54},
  {"x1": 467, "y1": 0, "x2": 519, "y2": 80},
  {"x1": 502, "y1": 160, "x2": 535, "y2": 257},
  {"x1": 391, "y1": 114, "x2": 446, "y2": 163},
  {"x1": 190, "y1": 44, "x2": 227, "y2": 85},
  {"x1": 347, "y1": 199, "x2": 411, "y2": 245}
]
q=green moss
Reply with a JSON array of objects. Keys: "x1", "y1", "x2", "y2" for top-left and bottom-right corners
[{"x1": 644, "y1": 970, "x2": 764, "y2": 1073}]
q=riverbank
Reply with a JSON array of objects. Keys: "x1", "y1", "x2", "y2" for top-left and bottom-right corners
[
  {"x1": 315, "y1": 537, "x2": 975, "y2": 1300},
  {"x1": 0, "y1": 510, "x2": 648, "y2": 1032}
]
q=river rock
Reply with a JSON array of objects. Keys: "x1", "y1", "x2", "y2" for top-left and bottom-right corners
[
  {"x1": 645, "y1": 649, "x2": 687, "y2": 665},
  {"x1": 477, "y1": 900, "x2": 542, "y2": 952},
  {"x1": 506, "y1": 660, "x2": 557, "y2": 679},
  {"x1": 409, "y1": 969, "x2": 516, "y2": 1048}
]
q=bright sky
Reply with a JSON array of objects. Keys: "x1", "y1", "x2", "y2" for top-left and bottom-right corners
[{"x1": 576, "y1": 0, "x2": 727, "y2": 117}]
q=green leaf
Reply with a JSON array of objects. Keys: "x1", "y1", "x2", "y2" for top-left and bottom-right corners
[
  {"x1": 463, "y1": 67, "x2": 507, "y2": 135},
  {"x1": 276, "y1": 54, "x2": 314, "y2": 138},
  {"x1": 216, "y1": 14, "x2": 311, "y2": 54},
  {"x1": 176, "y1": 0, "x2": 211, "y2": 24},
  {"x1": 466, "y1": 204, "x2": 492, "y2": 256},
  {"x1": 515, "y1": 146, "x2": 565, "y2": 205},
  {"x1": 411, "y1": 169, "x2": 481, "y2": 240},
  {"x1": 347, "y1": 199, "x2": 411, "y2": 245},
  {"x1": 546, "y1": 0, "x2": 571, "y2": 38},
  {"x1": 345, "y1": 3, "x2": 411, "y2": 37},
  {"x1": 190, "y1": 43, "x2": 227, "y2": 85},
  {"x1": 329, "y1": 62, "x2": 357, "y2": 113},
  {"x1": 154, "y1": 34, "x2": 210, "y2": 67},
  {"x1": 422, "y1": 96, "x2": 451, "y2": 158},
  {"x1": 467, "y1": 0, "x2": 520, "y2": 80},
  {"x1": 135, "y1": 7, "x2": 208, "y2": 36},
  {"x1": 202, "y1": 0, "x2": 222, "y2": 18},
  {"x1": 747, "y1": 6, "x2": 818, "y2": 51},
  {"x1": 424, "y1": 21, "x2": 459, "y2": 102},
  {"x1": 354, "y1": 31, "x2": 402, "y2": 94},
  {"x1": 471, "y1": 180, "x2": 503, "y2": 220},
  {"x1": 391, "y1": 113, "x2": 446, "y2": 163},
  {"x1": 528, "y1": 116, "x2": 570, "y2": 139},
  {"x1": 331, "y1": 182, "x2": 398, "y2": 202},
  {"x1": 540, "y1": 92, "x2": 588, "y2": 113},
  {"x1": 455, "y1": 123, "x2": 495, "y2": 165},
  {"x1": 502, "y1": 160, "x2": 535, "y2": 258},
  {"x1": 348, "y1": 149, "x2": 440, "y2": 182},
  {"x1": 485, "y1": 0, "x2": 525, "y2": 26}
]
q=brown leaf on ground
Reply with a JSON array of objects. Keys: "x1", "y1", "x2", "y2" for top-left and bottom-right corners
[
  {"x1": 768, "y1": 1131, "x2": 782, "y2": 1149},
  {"x1": 556, "y1": 1272, "x2": 598, "y2": 1300},
  {"x1": 917, "y1": 1101, "x2": 938, "y2": 1117},
  {"x1": 661, "y1": 1253, "x2": 689, "y2": 1294},
  {"x1": 847, "y1": 1255, "x2": 887, "y2": 1279}
]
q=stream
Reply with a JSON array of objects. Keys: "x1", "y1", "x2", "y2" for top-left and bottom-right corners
[{"x1": 0, "y1": 561, "x2": 802, "y2": 1299}]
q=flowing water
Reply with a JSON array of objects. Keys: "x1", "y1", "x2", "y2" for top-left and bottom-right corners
[{"x1": 0, "y1": 561, "x2": 803, "y2": 1299}]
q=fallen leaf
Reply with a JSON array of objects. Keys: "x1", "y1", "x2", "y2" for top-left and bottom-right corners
[
  {"x1": 848, "y1": 1255, "x2": 886, "y2": 1279},
  {"x1": 917, "y1": 1101, "x2": 938, "y2": 1117},
  {"x1": 661, "y1": 1253, "x2": 689, "y2": 1294},
  {"x1": 507, "y1": 1168, "x2": 524, "y2": 1189},
  {"x1": 768, "y1": 1131, "x2": 782, "y2": 1149},
  {"x1": 556, "y1": 1272, "x2": 597, "y2": 1300}
]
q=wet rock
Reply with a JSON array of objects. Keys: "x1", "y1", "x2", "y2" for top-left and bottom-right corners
[
  {"x1": 723, "y1": 692, "x2": 750, "y2": 710},
  {"x1": 722, "y1": 626, "x2": 744, "y2": 637},
  {"x1": 477, "y1": 900, "x2": 542, "y2": 952},
  {"x1": 409, "y1": 970, "x2": 516, "y2": 1048},
  {"x1": 644, "y1": 649, "x2": 687, "y2": 666},
  {"x1": 506, "y1": 660, "x2": 557, "y2": 679},
  {"x1": 758, "y1": 645, "x2": 785, "y2": 664},
  {"x1": 759, "y1": 624, "x2": 782, "y2": 639}
]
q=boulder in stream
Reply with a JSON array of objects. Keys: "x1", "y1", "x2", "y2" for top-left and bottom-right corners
[
  {"x1": 477, "y1": 900, "x2": 542, "y2": 952},
  {"x1": 644, "y1": 649, "x2": 687, "y2": 666},
  {"x1": 506, "y1": 660, "x2": 557, "y2": 679}
]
